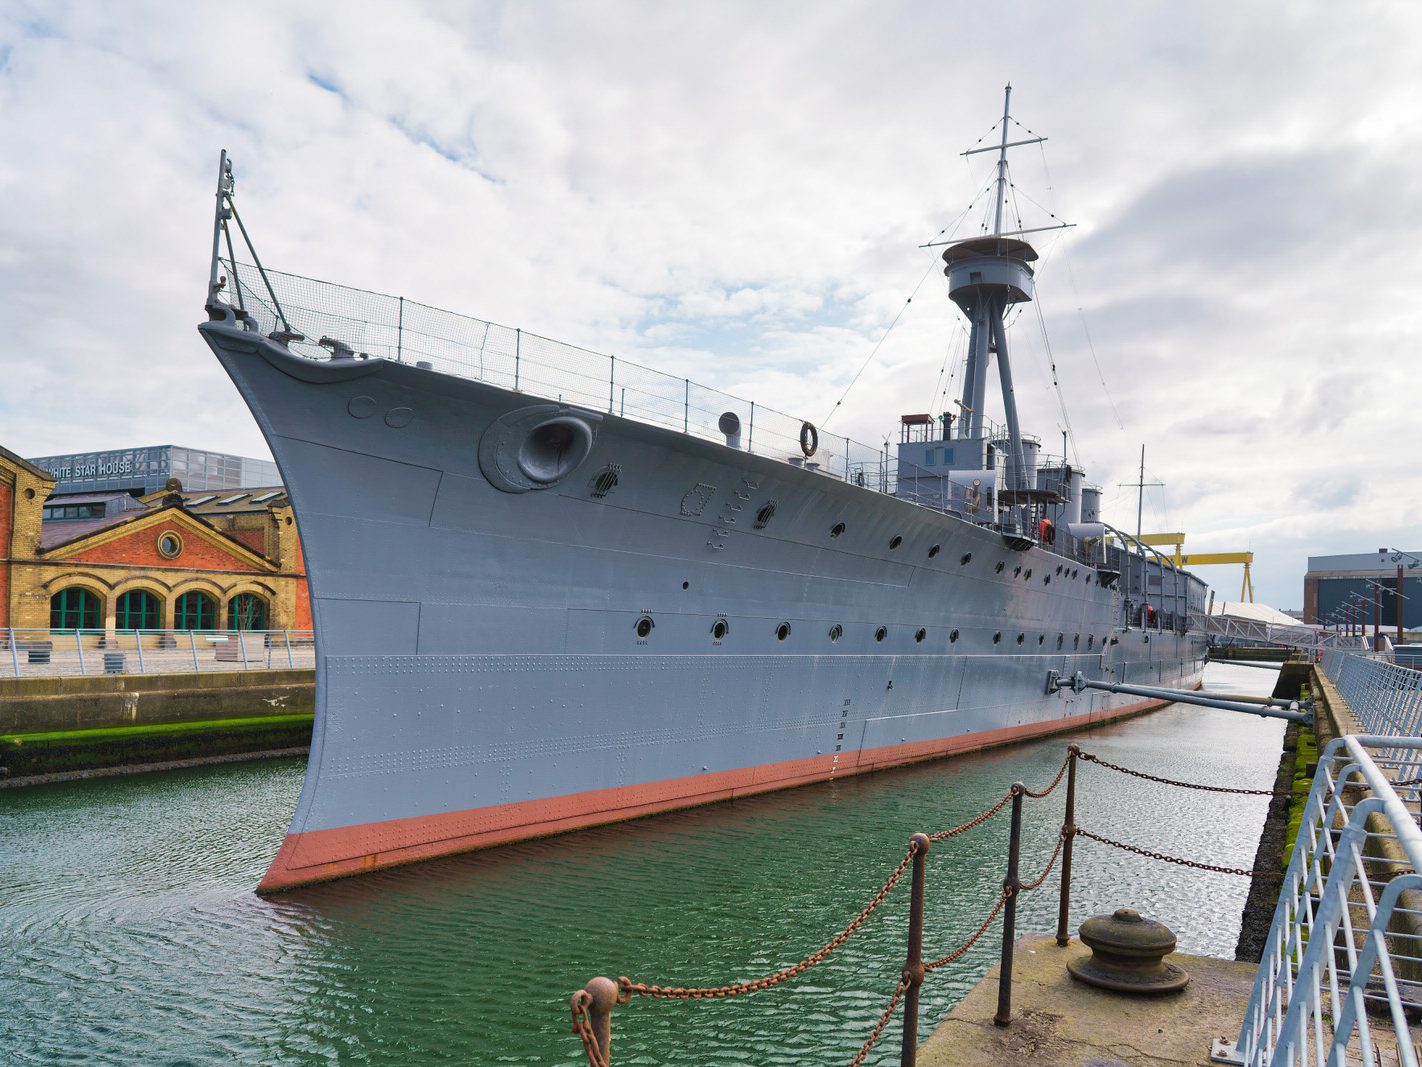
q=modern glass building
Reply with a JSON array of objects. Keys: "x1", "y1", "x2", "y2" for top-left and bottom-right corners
[{"x1": 26, "y1": 445, "x2": 279, "y2": 495}]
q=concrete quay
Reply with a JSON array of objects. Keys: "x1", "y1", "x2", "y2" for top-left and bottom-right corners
[{"x1": 919, "y1": 933, "x2": 1254, "y2": 1066}]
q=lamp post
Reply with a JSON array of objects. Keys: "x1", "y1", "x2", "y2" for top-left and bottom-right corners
[{"x1": 1382, "y1": 549, "x2": 1421, "y2": 644}]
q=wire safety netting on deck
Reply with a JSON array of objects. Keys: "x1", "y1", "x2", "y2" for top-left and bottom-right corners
[{"x1": 218, "y1": 259, "x2": 895, "y2": 491}]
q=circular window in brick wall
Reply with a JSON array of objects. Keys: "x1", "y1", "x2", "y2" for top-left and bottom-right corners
[{"x1": 157, "y1": 532, "x2": 183, "y2": 559}]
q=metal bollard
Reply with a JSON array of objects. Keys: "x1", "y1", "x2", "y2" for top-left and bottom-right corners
[
  {"x1": 1055, "y1": 745, "x2": 1080, "y2": 947},
  {"x1": 900, "y1": 832, "x2": 931, "y2": 1066},
  {"x1": 993, "y1": 783, "x2": 1025, "y2": 1027},
  {"x1": 571, "y1": 975, "x2": 618, "y2": 1065}
]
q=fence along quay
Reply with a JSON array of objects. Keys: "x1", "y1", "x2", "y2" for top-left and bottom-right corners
[
  {"x1": 4, "y1": 628, "x2": 315, "y2": 677},
  {"x1": 568, "y1": 743, "x2": 1294, "y2": 1066}
]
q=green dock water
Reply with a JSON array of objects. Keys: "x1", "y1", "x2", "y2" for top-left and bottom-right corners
[{"x1": 0, "y1": 663, "x2": 1280, "y2": 1065}]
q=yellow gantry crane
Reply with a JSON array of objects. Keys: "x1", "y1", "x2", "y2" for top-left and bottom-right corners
[{"x1": 1138, "y1": 533, "x2": 1254, "y2": 602}]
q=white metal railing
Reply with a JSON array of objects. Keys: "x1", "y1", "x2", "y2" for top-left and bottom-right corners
[
  {"x1": 1322, "y1": 651, "x2": 1422, "y2": 737},
  {"x1": 2, "y1": 629, "x2": 315, "y2": 678},
  {"x1": 1192, "y1": 613, "x2": 1359, "y2": 655},
  {"x1": 1223, "y1": 735, "x2": 1422, "y2": 1066}
]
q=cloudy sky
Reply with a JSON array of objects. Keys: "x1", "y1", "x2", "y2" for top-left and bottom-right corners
[{"x1": 2, "y1": 1, "x2": 1418, "y2": 608}]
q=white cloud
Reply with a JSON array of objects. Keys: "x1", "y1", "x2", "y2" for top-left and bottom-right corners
[{"x1": 1, "y1": 0, "x2": 1419, "y2": 607}]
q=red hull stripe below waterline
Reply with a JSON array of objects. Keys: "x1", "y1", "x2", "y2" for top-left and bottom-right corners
[{"x1": 258, "y1": 697, "x2": 1170, "y2": 893}]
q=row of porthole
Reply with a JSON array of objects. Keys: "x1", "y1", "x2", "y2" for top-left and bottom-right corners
[
  {"x1": 634, "y1": 615, "x2": 1105, "y2": 650},
  {"x1": 822, "y1": 524, "x2": 1090, "y2": 585}
]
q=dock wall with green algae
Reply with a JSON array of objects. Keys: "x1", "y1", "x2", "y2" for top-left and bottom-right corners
[{"x1": 0, "y1": 669, "x2": 314, "y2": 735}]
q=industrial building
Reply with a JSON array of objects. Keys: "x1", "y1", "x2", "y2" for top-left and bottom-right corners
[{"x1": 1303, "y1": 550, "x2": 1422, "y2": 633}]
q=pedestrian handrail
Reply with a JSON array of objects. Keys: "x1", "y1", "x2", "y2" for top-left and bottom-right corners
[
  {"x1": 1222, "y1": 734, "x2": 1422, "y2": 1067},
  {"x1": 2, "y1": 627, "x2": 315, "y2": 678},
  {"x1": 1320, "y1": 650, "x2": 1422, "y2": 741},
  {"x1": 569, "y1": 744, "x2": 1279, "y2": 1066}
]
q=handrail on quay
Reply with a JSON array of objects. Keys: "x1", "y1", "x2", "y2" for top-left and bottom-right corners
[
  {"x1": 2, "y1": 628, "x2": 316, "y2": 678},
  {"x1": 1220, "y1": 734, "x2": 1422, "y2": 1067}
]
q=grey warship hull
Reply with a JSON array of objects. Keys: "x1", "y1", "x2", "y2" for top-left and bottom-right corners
[{"x1": 200, "y1": 320, "x2": 1207, "y2": 893}]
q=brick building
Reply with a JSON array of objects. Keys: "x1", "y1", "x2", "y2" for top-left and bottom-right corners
[{"x1": 1, "y1": 444, "x2": 309, "y2": 633}]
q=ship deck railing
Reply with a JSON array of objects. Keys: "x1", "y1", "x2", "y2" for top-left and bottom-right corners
[
  {"x1": 217, "y1": 260, "x2": 1119, "y2": 564},
  {"x1": 2, "y1": 628, "x2": 316, "y2": 678}
]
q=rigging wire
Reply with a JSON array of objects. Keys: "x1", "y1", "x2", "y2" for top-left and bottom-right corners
[
  {"x1": 1066, "y1": 262, "x2": 1126, "y2": 433},
  {"x1": 822, "y1": 179, "x2": 994, "y2": 430},
  {"x1": 820, "y1": 258, "x2": 939, "y2": 431},
  {"x1": 1032, "y1": 295, "x2": 1080, "y2": 467}
]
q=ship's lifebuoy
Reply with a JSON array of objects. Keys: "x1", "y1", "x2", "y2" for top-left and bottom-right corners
[
  {"x1": 799, "y1": 421, "x2": 818, "y2": 458},
  {"x1": 1038, "y1": 518, "x2": 1056, "y2": 546}
]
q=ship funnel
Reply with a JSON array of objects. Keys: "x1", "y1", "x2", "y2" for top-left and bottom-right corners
[{"x1": 718, "y1": 411, "x2": 742, "y2": 450}]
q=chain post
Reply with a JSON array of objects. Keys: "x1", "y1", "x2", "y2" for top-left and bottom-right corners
[
  {"x1": 993, "y1": 783, "x2": 1025, "y2": 1027},
  {"x1": 572, "y1": 976, "x2": 618, "y2": 1064},
  {"x1": 899, "y1": 833, "x2": 930, "y2": 1066},
  {"x1": 1056, "y1": 745, "x2": 1079, "y2": 946}
]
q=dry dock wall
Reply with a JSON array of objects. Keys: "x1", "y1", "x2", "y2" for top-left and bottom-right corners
[{"x1": 0, "y1": 669, "x2": 314, "y2": 734}]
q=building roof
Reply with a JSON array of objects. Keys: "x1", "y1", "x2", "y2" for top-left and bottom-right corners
[
  {"x1": 136, "y1": 486, "x2": 289, "y2": 515},
  {"x1": 39, "y1": 514, "x2": 136, "y2": 548},
  {"x1": 0, "y1": 443, "x2": 57, "y2": 482},
  {"x1": 42, "y1": 492, "x2": 142, "y2": 507}
]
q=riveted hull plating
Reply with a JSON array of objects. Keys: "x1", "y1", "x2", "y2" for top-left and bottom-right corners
[{"x1": 200, "y1": 322, "x2": 1208, "y2": 893}]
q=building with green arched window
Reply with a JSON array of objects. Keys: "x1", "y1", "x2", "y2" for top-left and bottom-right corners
[{"x1": 3, "y1": 443, "x2": 311, "y2": 634}]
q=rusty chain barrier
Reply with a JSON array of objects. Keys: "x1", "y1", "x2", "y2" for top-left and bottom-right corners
[
  {"x1": 1078, "y1": 750, "x2": 1284, "y2": 796},
  {"x1": 569, "y1": 744, "x2": 1274, "y2": 1065},
  {"x1": 1073, "y1": 827, "x2": 1282, "y2": 880}
]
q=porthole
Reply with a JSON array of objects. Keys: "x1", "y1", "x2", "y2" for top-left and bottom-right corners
[
  {"x1": 831, "y1": 522, "x2": 846, "y2": 539},
  {"x1": 1056, "y1": 634, "x2": 1064, "y2": 650},
  {"x1": 888, "y1": 535, "x2": 903, "y2": 550},
  {"x1": 1056, "y1": 565, "x2": 1063, "y2": 575},
  {"x1": 776, "y1": 622, "x2": 792, "y2": 641},
  {"x1": 1072, "y1": 569, "x2": 1079, "y2": 579},
  {"x1": 949, "y1": 629, "x2": 960, "y2": 643},
  {"x1": 960, "y1": 552, "x2": 972, "y2": 565},
  {"x1": 993, "y1": 632, "x2": 1002, "y2": 644},
  {"x1": 875, "y1": 626, "x2": 887, "y2": 642},
  {"x1": 1074, "y1": 634, "x2": 1080, "y2": 649},
  {"x1": 755, "y1": 502, "x2": 777, "y2": 529},
  {"x1": 1016, "y1": 633, "x2": 1025, "y2": 645},
  {"x1": 682, "y1": 580, "x2": 690, "y2": 590},
  {"x1": 995, "y1": 562, "x2": 1005, "y2": 574},
  {"x1": 711, "y1": 618, "x2": 729, "y2": 640},
  {"x1": 828, "y1": 623, "x2": 843, "y2": 642},
  {"x1": 1043, "y1": 575, "x2": 1051, "y2": 585},
  {"x1": 635, "y1": 616, "x2": 654, "y2": 638},
  {"x1": 915, "y1": 628, "x2": 926, "y2": 643},
  {"x1": 1038, "y1": 634, "x2": 1045, "y2": 645},
  {"x1": 1013, "y1": 566, "x2": 1022, "y2": 577},
  {"x1": 1024, "y1": 569, "x2": 1032, "y2": 580},
  {"x1": 157, "y1": 531, "x2": 183, "y2": 559},
  {"x1": 1087, "y1": 635, "x2": 1094, "y2": 649},
  {"x1": 928, "y1": 544, "x2": 940, "y2": 558}
]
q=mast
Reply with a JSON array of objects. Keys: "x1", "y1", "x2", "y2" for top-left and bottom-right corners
[
  {"x1": 942, "y1": 85, "x2": 1045, "y2": 521},
  {"x1": 1136, "y1": 445, "x2": 1145, "y2": 545},
  {"x1": 992, "y1": 84, "x2": 1012, "y2": 237}
]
